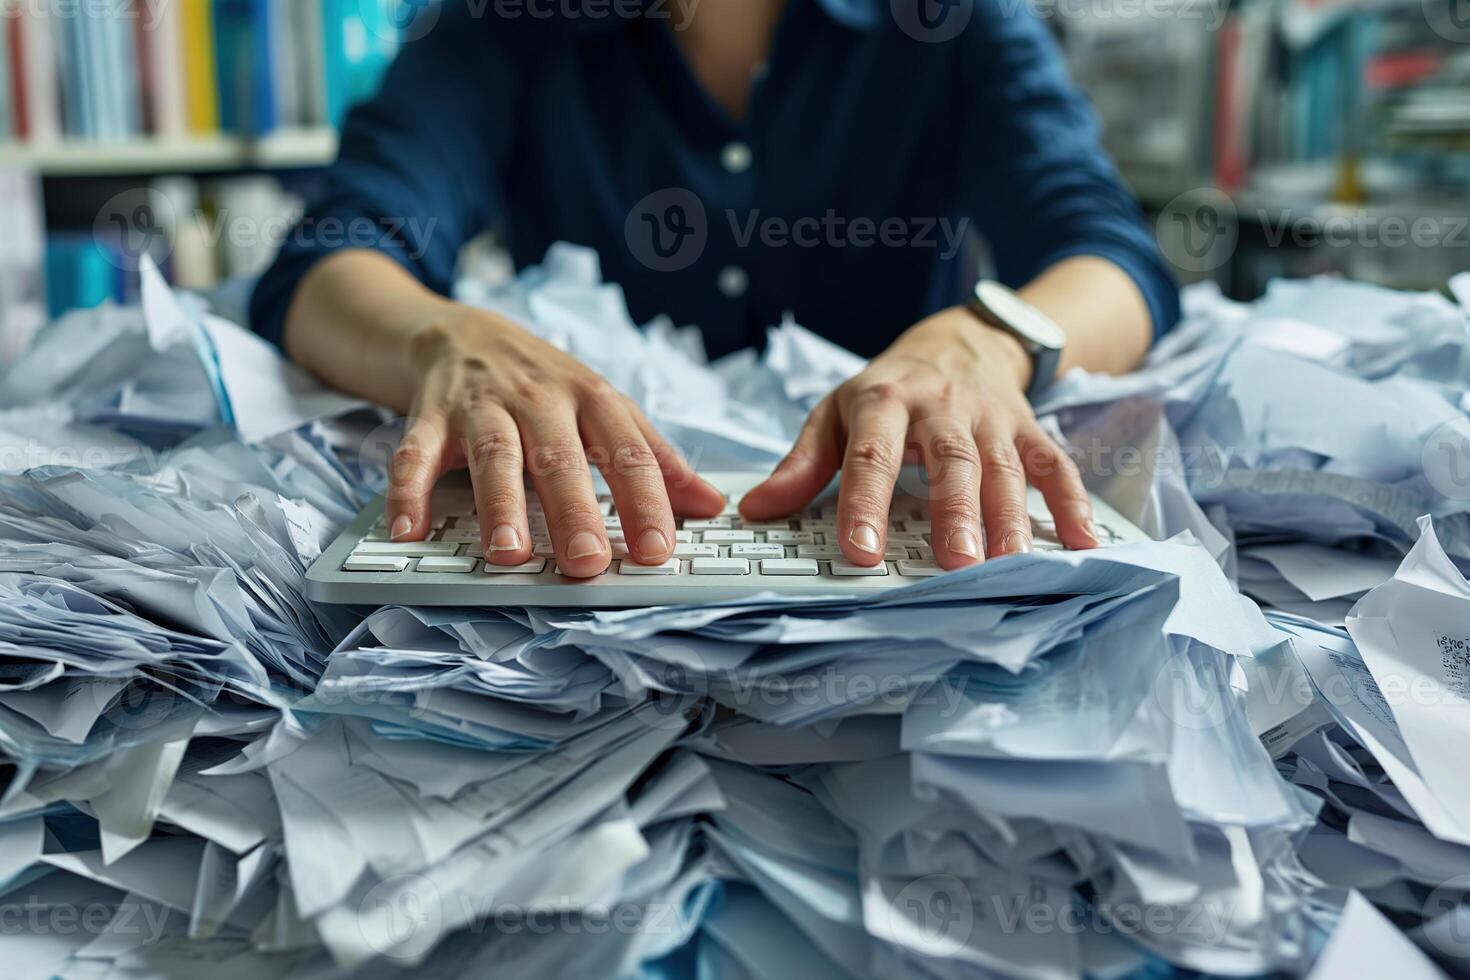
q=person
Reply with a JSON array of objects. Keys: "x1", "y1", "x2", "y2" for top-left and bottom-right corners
[{"x1": 250, "y1": 0, "x2": 1180, "y2": 579}]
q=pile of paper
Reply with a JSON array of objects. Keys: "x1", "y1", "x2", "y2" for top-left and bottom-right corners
[{"x1": 0, "y1": 245, "x2": 1467, "y2": 978}]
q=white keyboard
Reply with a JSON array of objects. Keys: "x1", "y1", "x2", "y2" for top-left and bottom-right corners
[{"x1": 306, "y1": 471, "x2": 1148, "y2": 608}]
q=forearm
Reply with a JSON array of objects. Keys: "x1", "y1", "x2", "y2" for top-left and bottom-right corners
[
  {"x1": 282, "y1": 250, "x2": 460, "y2": 414},
  {"x1": 1018, "y1": 255, "x2": 1153, "y2": 379}
]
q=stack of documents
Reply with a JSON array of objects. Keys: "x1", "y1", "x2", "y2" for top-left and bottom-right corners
[{"x1": 0, "y1": 246, "x2": 1467, "y2": 978}]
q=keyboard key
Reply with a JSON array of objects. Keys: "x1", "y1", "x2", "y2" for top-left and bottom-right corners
[
  {"x1": 362, "y1": 529, "x2": 391, "y2": 541},
  {"x1": 675, "y1": 543, "x2": 720, "y2": 558},
  {"x1": 896, "y1": 560, "x2": 945, "y2": 577},
  {"x1": 354, "y1": 542, "x2": 461, "y2": 558},
  {"x1": 691, "y1": 558, "x2": 751, "y2": 576},
  {"x1": 741, "y1": 521, "x2": 793, "y2": 533},
  {"x1": 416, "y1": 556, "x2": 479, "y2": 573},
  {"x1": 481, "y1": 559, "x2": 547, "y2": 574},
  {"x1": 533, "y1": 544, "x2": 556, "y2": 557},
  {"x1": 765, "y1": 530, "x2": 815, "y2": 545},
  {"x1": 759, "y1": 558, "x2": 819, "y2": 576},
  {"x1": 730, "y1": 543, "x2": 785, "y2": 559},
  {"x1": 830, "y1": 559, "x2": 889, "y2": 577},
  {"x1": 440, "y1": 529, "x2": 482, "y2": 543},
  {"x1": 701, "y1": 530, "x2": 754, "y2": 544},
  {"x1": 343, "y1": 556, "x2": 410, "y2": 572},
  {"x1": 796, "y1": 545, "x2": 842, "y2": 559},
  {"x1": 902, "y1": 520, "x2": 932, "y2": 533},
  {"x1": 913, "y1": 545, "x2": 934, "y2": 559},
  {"x1": 611, "y1": 544, "x2": 631, "y2": 559},
  {"x1": 683, "y1": 518, "x2": 732, "y2": 531},
  {"x1": 674, "y1": 530, "x2": 694, "y2": 543},
  {"x1": 553, "y1": 564, "x2": 606, "y2": 577},
  {"x1": 617, "y1": 559, "x2": 682, "y2": 575},
  {"x1": 797, "y1": 520, "x2": 835, "y2": 532}
]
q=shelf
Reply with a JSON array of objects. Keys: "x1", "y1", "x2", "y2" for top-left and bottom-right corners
[{"x1": 0, "y1": 128, "x2": 338, "y2": 177}]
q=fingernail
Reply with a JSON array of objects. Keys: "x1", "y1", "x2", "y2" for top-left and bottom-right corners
[
  {"x1": 486, "y1": 524, "x2": 522, "y2": 554},
  {"x1": 637, "y1": 528, "x2": 670, "y2": 559},
  {"x1": 1082, "y1": 519, "x2": 1099, "y2": 544},
  {"x1": 566, "y1": 531, "x2": 605, "y2": 560},
  {"x1": 849, "y1": 523, "x2": 882, "y2": 554},
  {"x1": 390, "y1": 515, "x2": 413, "y2": 540},
  {"x1": 947, "y1": 529, "x2": 980, "y2": 558},
  {"x1": 1003, "y1": 532, "x2": 1032, "y2": 555}
]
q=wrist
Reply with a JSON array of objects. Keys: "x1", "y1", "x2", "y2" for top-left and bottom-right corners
[
  {"x1": 906, "y1": 307, "x2": 1032, "y2": 393},
  {"x1": 403, "y1": 306, "x2": 506, "y2": 372}
]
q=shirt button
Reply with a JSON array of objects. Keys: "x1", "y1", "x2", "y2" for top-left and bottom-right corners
[
  {"x1": 721, "y1": 141, "x2": 753, "y2": 175},
  {"x1": 718, "y1": 266, "x2": 749, "y2": 299}
]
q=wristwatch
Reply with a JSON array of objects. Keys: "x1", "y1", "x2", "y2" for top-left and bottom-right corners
[{"x1": 967, "y1": 280, "x2": 1066, "y2": 399}]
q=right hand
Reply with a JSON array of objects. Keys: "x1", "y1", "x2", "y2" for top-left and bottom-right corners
[{"x1": 384, "y1": 308, "x2": 727, "y2": 578}]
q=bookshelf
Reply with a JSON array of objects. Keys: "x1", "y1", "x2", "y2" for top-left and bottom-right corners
[{"x1": 0, "y1": 128, "x2": 338, "y2": 177}]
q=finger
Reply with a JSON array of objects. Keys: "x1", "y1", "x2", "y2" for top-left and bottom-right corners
[
  {"x1": 976, "y1": 416, "x2": 1031, "y2": 558},
  {"x1": 632, "y1": 413, "x2": 726, "y2": 517},
  {"x1": 518, "y1": 400, "x2": 610, "y2": 578},
  {"x1": 739, "y1": 397, "x2": 842, "y2": 521},
  {"x1": 910, "y1": 414, "x2": 982, "y2": 569},
  {"x1": 836, "y1": 386, "x2": 910, "y2": 566},
  {"x1": 459, "y1": 401, "x2": 534, "y2": 565},
  {"x1": 1018, "y1": 425, "x2": 1097, "y2": 549},
  {"x1": 385, "y1": 411, "x2": 450, "y2": 541},
  {"x1": 581, "y1": 401, "x2": 676, "y2": 566}
]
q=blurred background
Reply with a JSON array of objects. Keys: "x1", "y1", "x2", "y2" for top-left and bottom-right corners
[{"x1": 0, "y1": 0, "x2": 1467, "y2": 362}]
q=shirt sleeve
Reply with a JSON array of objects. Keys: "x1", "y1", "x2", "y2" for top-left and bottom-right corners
[
  {"x1": 956, "y1": 2, "x2": 1181, "y2": 341},
  {"x1": 248, "y1": 4, "x2": 518, "y2": 348}
]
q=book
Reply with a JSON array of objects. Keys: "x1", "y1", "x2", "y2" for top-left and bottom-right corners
[
  {"x1": 181, "y1": 0, "x2": 220, "y2": 134},
  {"x1": 15, "y1": 0, "x2": 60, "y2": 143},
  {"x1": 140, "y1": 0, "x2": 190, "y2": 137}
]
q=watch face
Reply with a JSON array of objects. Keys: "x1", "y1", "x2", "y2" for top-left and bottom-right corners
[{"x1": 975, "y1": 281, "x2": 1067, "y2": 351}]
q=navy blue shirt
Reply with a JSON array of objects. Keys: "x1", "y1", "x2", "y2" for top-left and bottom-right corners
[{"x1": 250, "y1": 0, "x2": 1180, "y2": 360}]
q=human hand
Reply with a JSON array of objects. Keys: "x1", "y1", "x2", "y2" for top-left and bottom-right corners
[
  {"x1": 739, "y1": 308, "x2": 1097, "y2": 568},
  {"x1": 384, "y1": 308, "x2": 726, "y2": 578}
]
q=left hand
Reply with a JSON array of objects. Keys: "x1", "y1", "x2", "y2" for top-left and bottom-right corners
[{"x1": 739, "y1": 307, "x2": 1098, "y2": 568}]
